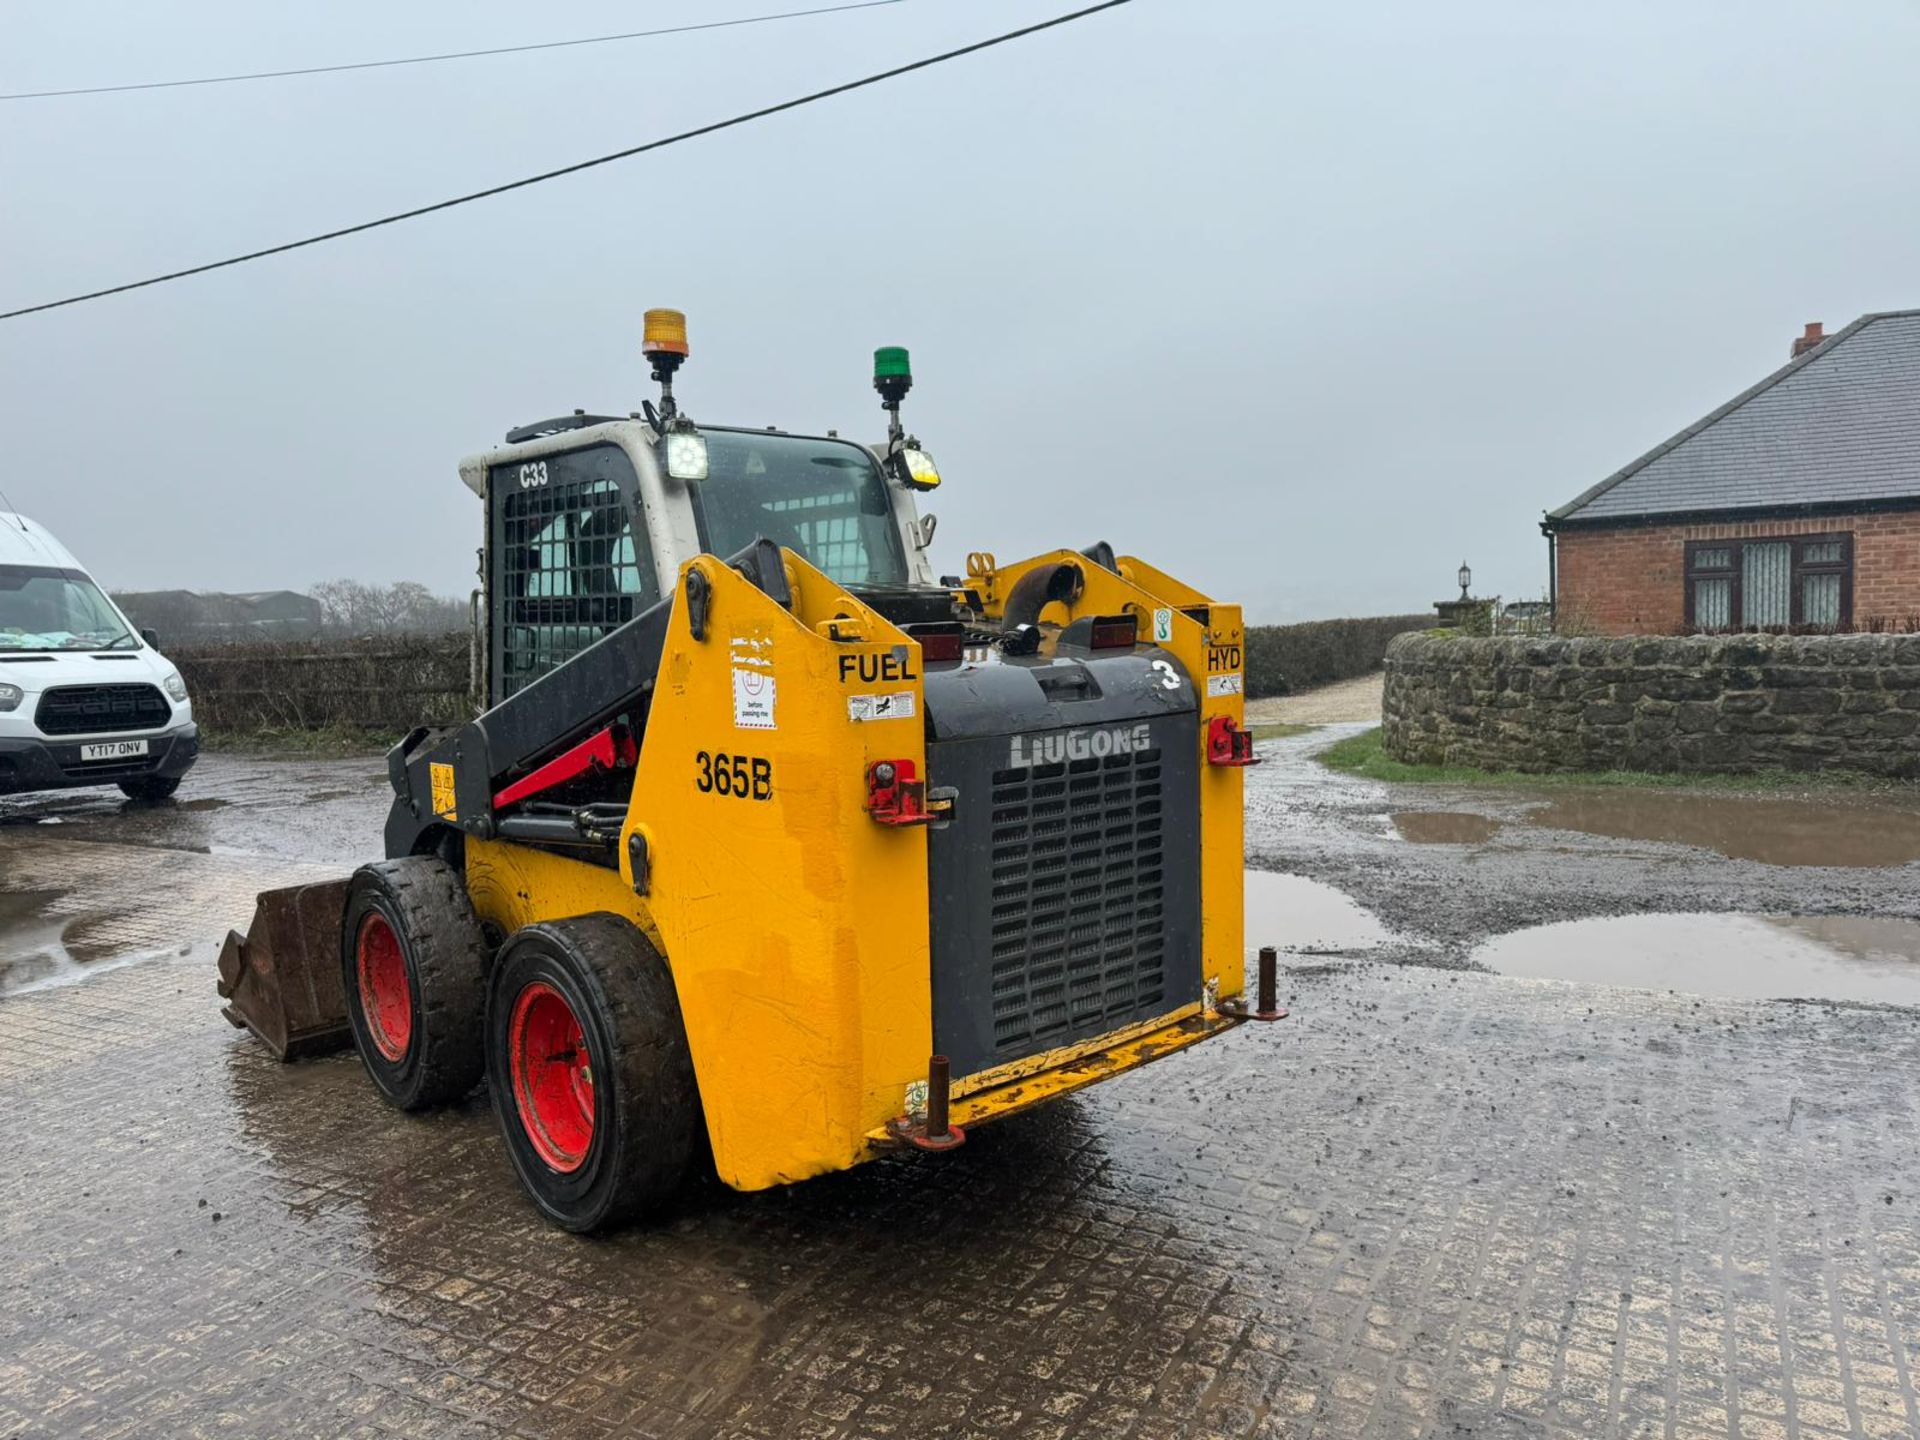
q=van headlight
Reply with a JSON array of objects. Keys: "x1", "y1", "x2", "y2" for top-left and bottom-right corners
[
  {"x1": 162, "y1": 673, "x2": 188, "y2": 702},
  {"x1": 0, "y1": 682, "x2": 20, "y2": 712}
]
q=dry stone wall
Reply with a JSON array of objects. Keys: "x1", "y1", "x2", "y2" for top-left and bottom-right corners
[{"x1": 1383, "y1": 632, "x2": 1920, "y2": 778}]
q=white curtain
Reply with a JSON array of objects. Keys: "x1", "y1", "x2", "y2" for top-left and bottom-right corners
[
  {"x1": 1803, "y1": 571, "x2": 1842, "y2": 627},
  {"x1": 1743, "y1": 542, "x2": 1792, "y2": 627},
  {"x1": 1693, "y1": 577, "x2": 1731, "y2": 629}
]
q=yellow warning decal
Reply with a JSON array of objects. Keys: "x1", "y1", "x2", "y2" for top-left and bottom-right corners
[{"x1": 430, "y1": 762, "x2": 457, "y2": 821}]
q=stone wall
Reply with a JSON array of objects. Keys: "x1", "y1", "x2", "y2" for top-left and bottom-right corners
[
  {"x1": 1382, "y1": 631, "x2": 1920, "y2": 778},
  {"x1": 1244, "y1": 614, "x2": 1435, "y2": 698}
]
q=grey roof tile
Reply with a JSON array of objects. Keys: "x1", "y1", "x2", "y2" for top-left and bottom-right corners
[{"x1": 1550, "y1": 311, "x2": 1920, "y2": 522}]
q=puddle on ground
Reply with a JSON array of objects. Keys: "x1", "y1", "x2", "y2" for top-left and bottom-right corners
[
  {"x1": 1246, "y1": 869, "x2": 1393, "y2": 954},
  {"x1": 0, "y1": 888, "x2": 78, "y2": 993},
  {"x1": 0, "y1": 888, "x2": 61, "y2": 928},
  {"x1": 3, "y1": 940, "x2": 192, "y2": 996},
  {"x1": 1391, "y1": 811, "x2": 1503, "y2": 845},
  {"x1": 1476, "y1": 912, "x2": 1920, "y2": 1006},
  {"x1": 1526, "y1": 791, "x2": 1920, "y2": 868},
  {"x1": 0, "y1": 886, "x2": 181, "y2": 994}
]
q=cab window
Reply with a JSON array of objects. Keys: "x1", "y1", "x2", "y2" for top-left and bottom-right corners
[
  {"x1": 491, "y1": 445, "x2": 659, "y2": 700},
  {"x1": 695, "y1": 431, "x2": 908, "y2": 587}
]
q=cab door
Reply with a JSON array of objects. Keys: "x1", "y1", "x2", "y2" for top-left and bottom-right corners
[{"x1": 489, "y1": 445, "x2": 662, "y2": 705}]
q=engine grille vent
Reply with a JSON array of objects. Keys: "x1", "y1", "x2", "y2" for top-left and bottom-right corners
[
  {"x1": 985, "y1": 746, "x2": 1167, "y2": 1055},
  {"x1": 35, "y1": 683, "x2": 171, "y2": 736}
]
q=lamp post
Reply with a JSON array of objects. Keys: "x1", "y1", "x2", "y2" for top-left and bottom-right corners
[{"x1": 1457, "y1": 561, "x2": 1472, "y2": 601}]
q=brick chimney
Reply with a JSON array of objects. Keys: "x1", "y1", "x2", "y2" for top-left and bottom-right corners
[{"x1": 1790, "y1": 321, "x2": 1826, "y2": 359}]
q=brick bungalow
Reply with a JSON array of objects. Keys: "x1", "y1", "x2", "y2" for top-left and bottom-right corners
[{"x1": 1543, "y1": 311, "x2": 1920, "y2": 635}]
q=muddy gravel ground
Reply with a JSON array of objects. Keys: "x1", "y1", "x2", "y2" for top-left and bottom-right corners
[
  {"x1": 1246, "y1": 726, "x2": 1920, "y2": 967},
  {"x1": 5, "y1": 741, "x2": 1920, "y2": 1438}
]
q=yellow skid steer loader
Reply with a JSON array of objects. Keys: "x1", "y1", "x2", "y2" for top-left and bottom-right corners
[{"x1": 218, "y1": 311, "x2": 1280, "y2": 1231}]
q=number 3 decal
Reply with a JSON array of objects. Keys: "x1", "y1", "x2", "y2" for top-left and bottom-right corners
[{"x1": 1150, "y1": 659, "x2": 1181, "y2": 690}]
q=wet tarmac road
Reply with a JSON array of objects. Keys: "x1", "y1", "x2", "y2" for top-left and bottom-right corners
[{"x1": 5, "y1": 744, "x2": 1920, "y2": 1438}]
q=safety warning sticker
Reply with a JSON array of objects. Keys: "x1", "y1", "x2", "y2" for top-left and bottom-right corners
[
  {"x1": 1152, "y1": 607, "x2": 1175, "y2": 643},
  {"x1": 847, "y1": 691, "x2": 916, "y2": 723},
  {"x1": 733, "y1": 667, "x2": 776, "y2": 729},
  {"x1": 429, "y1": 761, "x2": 457, "y2": 820},
  {"x1": 1207, "y1": 673, "x2": 1244, "y2": 697}
]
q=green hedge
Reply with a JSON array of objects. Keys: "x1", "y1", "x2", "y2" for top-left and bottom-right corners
[{"x1": 1243, "y1": 614, "x2": 1435, "y2": 699}]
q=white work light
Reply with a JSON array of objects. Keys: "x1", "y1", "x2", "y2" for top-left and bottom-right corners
[
  {"x1": 898, "y1": 446, "x2": 940, "y2": 490},
  {"x1": 664, "y1": 430, "x2": 709, "y2": 482}
]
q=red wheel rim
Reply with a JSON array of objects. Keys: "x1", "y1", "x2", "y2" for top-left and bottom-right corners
[
  {"x1": 355, "y1": 911, "x2": 413, "y2": 1062},
  {"x1": 508, "y1": 982, "x2": 595, "y2": 1173}
]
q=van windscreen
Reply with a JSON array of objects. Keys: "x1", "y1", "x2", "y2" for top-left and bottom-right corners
[{"x1": 0, "y1": 566, "x2": 138, "y2": 651}]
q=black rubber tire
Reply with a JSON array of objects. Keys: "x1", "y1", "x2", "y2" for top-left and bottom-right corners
[
  {"x1": 340, "y1": 856, "x2": 488, "y2": 1111},
  {"x1": 118, "y1": 776, "x2": 180, "y2": 802},
  {"x1": 486, "y1": 914, "x2": 701, "y2": 1233}
]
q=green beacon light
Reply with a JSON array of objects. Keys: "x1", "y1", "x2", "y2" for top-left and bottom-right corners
[
  {"x1": 874, "y1": 345, "x2": 913, "y2": 448},
  {"x1": 873, "y1": 346, "x2": 913, "y2": 404},
  {"x1": 873, "y1": 345, "x2": 940, "y2": 491}
]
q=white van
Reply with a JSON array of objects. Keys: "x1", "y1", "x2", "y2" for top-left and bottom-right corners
[{"x1": 0, "y1": 513, "x2": 197, "y2": 801}]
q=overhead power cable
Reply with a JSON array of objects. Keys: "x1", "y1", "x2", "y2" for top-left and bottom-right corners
[
  {"x1": 1, "y1": 1, "x2": 911, "y2": 102},
  {"x1": 0, "y1": 0, "x2": 1131, "y2": 323}
]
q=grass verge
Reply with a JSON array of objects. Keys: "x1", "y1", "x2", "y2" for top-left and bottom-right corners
[{"x1": 1318, "y1": 726, "x2": 1910, "y2": 793}]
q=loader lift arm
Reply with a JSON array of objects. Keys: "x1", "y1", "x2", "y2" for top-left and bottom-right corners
[{"x1": 385, "y1": 539, "x2": 792, "y2": 859}]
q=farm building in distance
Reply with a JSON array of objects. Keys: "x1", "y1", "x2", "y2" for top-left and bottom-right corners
[{"x1": 113, "y1": 589, "x2": 322, "y2": 644}]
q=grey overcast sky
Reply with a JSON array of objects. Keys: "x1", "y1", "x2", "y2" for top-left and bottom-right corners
[{"x1": 3, "y1": 0, "x2": 1918, "y2": 621}]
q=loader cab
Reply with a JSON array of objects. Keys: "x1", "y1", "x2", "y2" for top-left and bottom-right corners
[{"x1": 462, "y1": 419, "x2": 936, "y2": 706}]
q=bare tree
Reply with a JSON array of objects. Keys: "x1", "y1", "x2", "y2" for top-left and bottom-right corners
[{"x1": 312, "y1": 579, "x2": 466, "y2": 636}]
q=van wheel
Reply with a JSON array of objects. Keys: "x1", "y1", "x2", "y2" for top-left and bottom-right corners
[
  {"x1": 119, "y1": 776, "x2": 180, "y2": 802},
  {"x1": 486, "y1": 915, "x2": 700, "y2": 1233},
  {"x1": 340, "y1": 857, "x2": 487, "y2": 1110}
]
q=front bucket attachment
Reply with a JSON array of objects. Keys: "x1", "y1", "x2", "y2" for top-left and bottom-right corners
[{"x1": 216, "y1": 878, "x2": 354, "y2": 1062}]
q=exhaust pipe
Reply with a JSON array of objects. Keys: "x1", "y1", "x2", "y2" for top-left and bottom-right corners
[{"x1": 1002, "y1": 561, "x2": 1084, "y2": 629}]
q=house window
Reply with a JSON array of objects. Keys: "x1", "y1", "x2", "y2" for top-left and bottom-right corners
[{"x1": 1684, "y1": 534, "x2": 1852, "y2": 631}]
